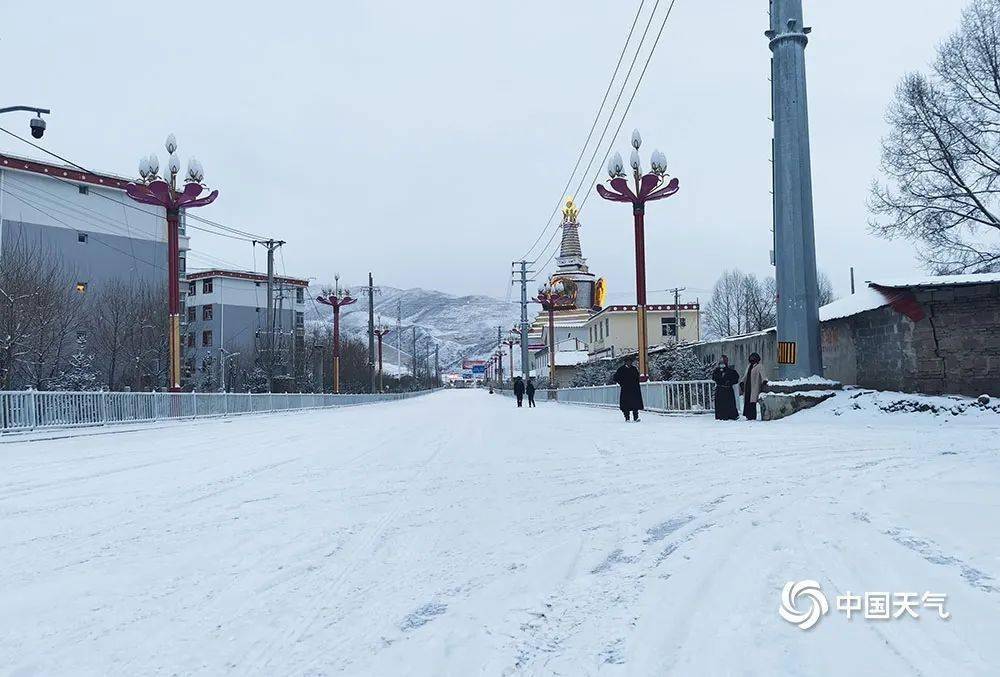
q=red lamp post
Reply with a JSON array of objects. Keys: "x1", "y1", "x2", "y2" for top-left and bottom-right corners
[
  {"x1": 596, "y1": 129, "x2": 680, "y2": 382},
  {"x1": 126, "y1": 134, "x2": 218, "y2": 392},
  {"x1": 503, "y1": 333, "x2": 517, "y2": 384},
  {"x1": 315, "y1": 276, "x2": 356, "y2": 394},
  {"x1": 534, "y1": 281, "x2": 574, "y2": 387},
  {"x1": 373, "y1": 318, "x2": 392, "y2": 392}
]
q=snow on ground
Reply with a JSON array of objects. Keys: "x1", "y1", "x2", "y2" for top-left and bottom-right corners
[{"x1": 1, "y1": 391, "x2": 998, "y2": 676}]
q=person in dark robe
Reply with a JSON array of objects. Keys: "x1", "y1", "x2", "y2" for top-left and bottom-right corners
[
  {"x1": 711, "y1": 355, "x2": 740, "y2": 420},
  {"x1": 613, "y1": 355, "x2": 644, "y2": 421},
  {"x1": 512, "y1": 376, "x2": 525, "y2": 407},
  {"x1": 526, "y1": 378, "x2": 537, "y2": 407},
  {"x1": 741, "y1": 352, "x2": 768, "y2": 421}
]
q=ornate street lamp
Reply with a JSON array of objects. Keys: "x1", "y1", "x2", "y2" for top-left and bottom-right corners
[
  {"x1": 315, "y1": 275, "x2": 357, "y2": 393},
  {"x1": 534, "y1": 280, "x2": 574, "y2": 387},
  {"x1": 373, "y1": 317, "x2": 392, "y2": 392},
  {"x1": 127, "y1": 134, "x2": 218, "y2": 392},
  {"x1": 596, "y1": 129, "x2": 680, "y2": 382}
]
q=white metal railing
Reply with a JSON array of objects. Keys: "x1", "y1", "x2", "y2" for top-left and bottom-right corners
[
  {"x1": 0, "y1": 389, "x2": 437, "y2": 434},
  {"x1": 497, "y1": 380, "x2": 715, "y2": 413}
]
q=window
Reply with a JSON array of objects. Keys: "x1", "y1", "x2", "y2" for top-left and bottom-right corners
[
  {"x1": 75, "y1": 282, "x2": 87, "y2": 293},
  {"x1": 203, "y1": 304, "x2": 213, "y2": 321},
  {"x1": 202, "y1": 330, "x2": 213, "y2": 347},
  {"x1": 77, "y1": 232, "x2": 88, "y2": 243},
  {"x1": 187, "y1": 306, "x2": 196, "y2": 323},
  {"x1": 188, "y1": 281, "x2": 196, "y2": 296},
  {"x1": 187, "y1": 333, "x2": 195, "y2": 348},
  {"x1": 661, "y1": 317, "x2": 677, "y2": 337},
  {"x1": 296, "y1": 287, "x2": 304, "y2": 303},
  {"x1": 78, "y1": 185, "x2": 89, "y2": 195},
  {"x1": 178, "y1": 255, "x2": 186, "y2": 274},
  {"x1": 202, "y1": 279, "x2": 213, "y2": 294},
  {"x1": 295, "y1": 311, "x2": 304, "y2": 328}
]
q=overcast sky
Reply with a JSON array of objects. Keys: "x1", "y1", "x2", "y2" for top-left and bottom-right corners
[{"x1": 1, "y1": 0, "x2": 971, "y2": 303}]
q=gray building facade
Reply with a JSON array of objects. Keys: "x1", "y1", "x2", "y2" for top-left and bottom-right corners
[{"x1": 184, "y1": 270, "x2": 308, "y2": 390}]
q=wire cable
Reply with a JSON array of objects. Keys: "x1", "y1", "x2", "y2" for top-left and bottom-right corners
[
  {"x1": 518, "y1": 0, "x2": 648, "y2": 262},
  {"x1": 577, "y1": 0, "x2": 680, "y2": 214}
]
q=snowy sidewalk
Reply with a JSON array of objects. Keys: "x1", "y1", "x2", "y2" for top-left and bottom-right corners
[{"x1": 1, "y1": 390, "x2": 998, "y2": 675}]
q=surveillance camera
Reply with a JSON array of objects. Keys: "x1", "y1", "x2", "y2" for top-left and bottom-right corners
[{"x1": 30, "y1": 116, "x2": 46, "y2": 139}]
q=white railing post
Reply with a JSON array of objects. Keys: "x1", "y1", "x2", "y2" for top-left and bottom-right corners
[
  {"x1": 28, "y1": 389, "x2": 37, "y2": 430},
  {"x1": 100, "y1": 391, "x2": 108, "y2": 425}
]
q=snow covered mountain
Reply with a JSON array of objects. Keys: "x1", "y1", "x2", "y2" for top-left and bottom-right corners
[{"x1": 305, "y1": 284, "x2": 522, "y2": 370}]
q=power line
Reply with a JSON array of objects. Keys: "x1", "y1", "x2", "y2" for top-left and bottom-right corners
[
  {"x1": 518, "y1": 0, "x2": 649, "y2": 262},
  {"x1": 0, "y1": 125, "x2": 270, "y2": 242},
  {"x1": 577, "y1": 0, "x2": 680, "y2": 215},
  {"x1": 569, "y1": 0, "x2": 666, "y2": 204}
]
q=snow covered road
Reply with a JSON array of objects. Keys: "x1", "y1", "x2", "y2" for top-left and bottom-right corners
[{"x1": 2, "y1": 390, "x2": 998, "y2": 676}]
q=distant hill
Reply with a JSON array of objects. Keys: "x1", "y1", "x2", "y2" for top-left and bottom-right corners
[{"x1": 304, "y1": 284, "x2": 522, "y2": 370}]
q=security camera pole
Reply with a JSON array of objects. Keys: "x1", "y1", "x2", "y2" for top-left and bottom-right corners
[
  {"x1": 596, "y1": 130, "x2": 680, "y2": 382},
  {"x1": 127, "y1": 134, "x2": 218, "y2": 392},
  {"x1": 315, "y1": 275, "x2": 356, "y2": 394},
  {"x1": 0, "y1": 106, "x2": 51, "y2": 139}
]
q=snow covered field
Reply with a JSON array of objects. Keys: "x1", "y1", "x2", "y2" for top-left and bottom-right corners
[{"x1": 2, "y1": 390, "x2": 998, "y2": 676}]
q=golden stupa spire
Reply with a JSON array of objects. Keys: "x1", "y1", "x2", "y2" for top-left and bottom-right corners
[{"x1": 561, "y1": 197, "x2": 579, "y2": 224}]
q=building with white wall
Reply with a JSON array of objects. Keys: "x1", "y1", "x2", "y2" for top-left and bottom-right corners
[
  {"x1": 0, "y1": 151, "x2": 184, "y2": 296},
  {"x1": 587, "y1": 304, "x2": 701, "y2": 360}
]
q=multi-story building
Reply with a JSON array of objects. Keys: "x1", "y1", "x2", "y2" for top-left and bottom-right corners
[
  {"x1": 184, "y1": 269, "x2": 308, "y2": 390},
  {"x1": 0, "y1": 151, "x2": 186, "y2": 297},
  {"x1": 586, "y1": 303, "x2": 701, "y2": 360}
]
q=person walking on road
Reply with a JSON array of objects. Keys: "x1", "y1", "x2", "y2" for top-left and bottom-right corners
[
  {"x1": 741, "y1": 352, "x2": 768, "y2": 421},
  {"x1": 526, "y1": 377, "x2": 537, "y2": 408},
  {"x1": 711, "y1": 355, "x2": 740, "y2": 420},
  {"x1": 613, "y1": 355, "x2": 644, "y2": 421},
  {"x1": 512, "y1": 376, "x2": 525, "y2": 407}
]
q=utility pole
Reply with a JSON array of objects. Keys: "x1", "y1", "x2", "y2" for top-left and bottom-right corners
[
  {"x1": 434, "y1": 344, "x2": 439, "y2": 386},
  {"x1": 412, "y1": 326, "x2": 418, "y2": 381},
  {"x1": 496, "y1": 325, "x2": 504, "y2": 385},
  {"x1": 512, "y1": 261, "x2": 535, "y2": 381},
  {"x1": 356, "y1": 272, "x2": 381, "y2": 394},
  {"x1": 666, "y1": 287, "x2": 686, "y2": 345},
  {"x1": 367, "y1": 273, "x2": 376, "y2": 393},
  {"x1": 396, "y1": 299, "x2": 402, "y2": 379},
  {"x1": 850, "y1": 267, "x2": 856, "y2": 295},
  {"x1": 768, "y1": 0, "x2": 822, "y2": 378},
  {"x1": 255, "y1": 239, "x2": 285, "y2": 392}
]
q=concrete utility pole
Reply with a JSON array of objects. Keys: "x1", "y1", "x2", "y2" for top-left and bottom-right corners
[
  {"x1": 412, "y1": 326, "x2": 418, "y2": 380},
  {"x1": 665, "y1": 287, "x2": 686, "y2": 344},
  {"x1": 256, "y1": 239, "x2": 285, "y2": 392},
  {"x1": 496, "y1": 325, "x2": 504, "y2": 385},
  {"x1": 512, "y1": 261, "x2": 534, "y2": 380},
  {"x1": 768, "y1": 0, "x2": 822, "y2": 378},
  {"x1": 396, "y1": 299, "x2": 402, "y2": 379},
  {"x1": 367, "y1": 272, "x2": 376, "y2": 393}
]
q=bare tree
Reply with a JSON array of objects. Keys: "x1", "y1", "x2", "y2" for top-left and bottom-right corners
[
  {"x1": 0, "y1": 238, "x2": 85, "y2": 389},
  {"x1": 870, "y1": 0, "x2": 1000, "y2": 273},
  {"x1": 704, "y1": 269, "x2": 836, "y2": 340}
]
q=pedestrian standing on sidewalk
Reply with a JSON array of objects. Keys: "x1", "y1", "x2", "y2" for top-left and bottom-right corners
[
  {"x1": 512, "y1": 376, "x2": 525, "y2": 407},
  {"x1": 740, "y1": 352, "x2": 768, "y2": 421},
  {"x1": 526, "y1": 377, "x2": 537, "y2": 408},
  {"x1": 711, "y1": 355, "x2": 740, "y2": 420},
  {"x1": 613, "y1": 355, "x2": 644, "y2": 422}
]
